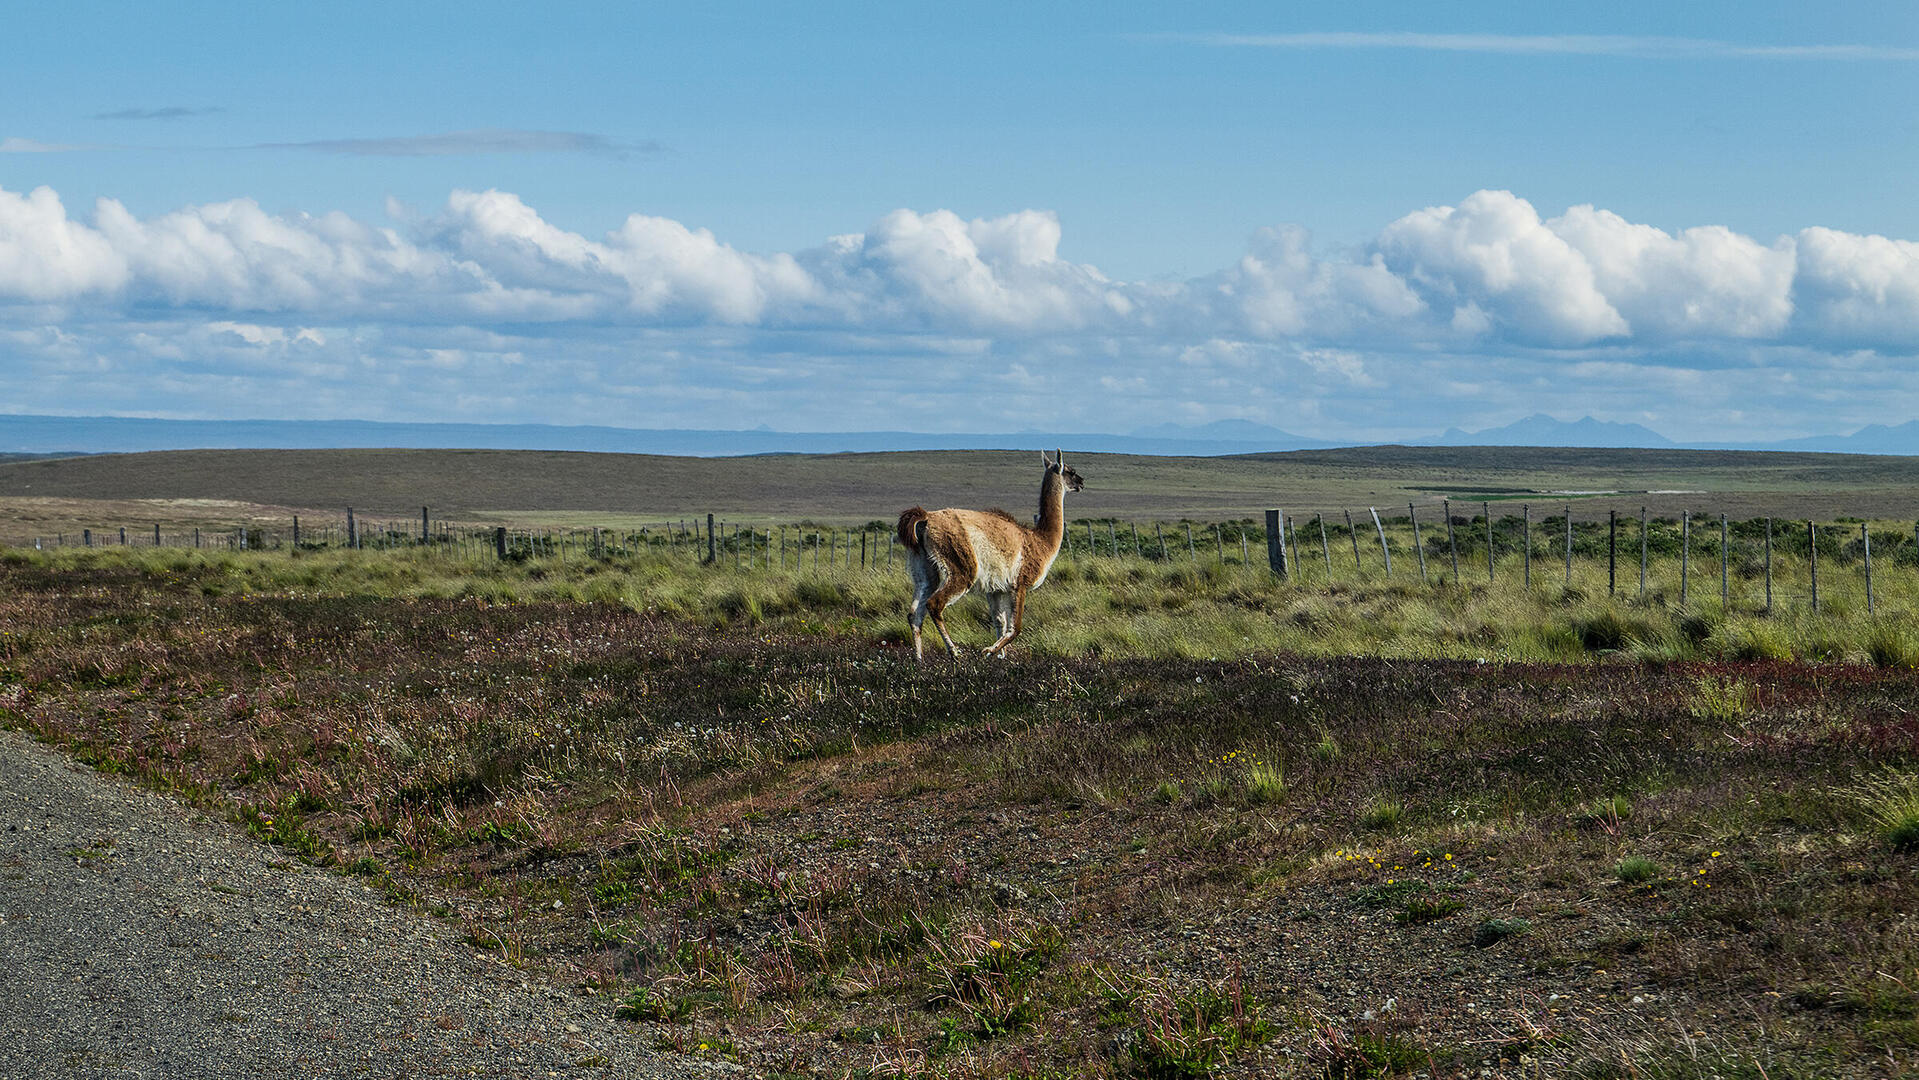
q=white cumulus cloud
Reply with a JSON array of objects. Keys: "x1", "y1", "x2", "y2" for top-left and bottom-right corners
[
  {"x1": 1791, "y1": 227, "x2": 1919, "y2": 346},
  {"x1": 1549, "y1": 205, "x2": 1795, "y2": 339},
  {"x1": 0, "y1": 187, "x2": 128, "y2": 301},
  {"x1": 1203, "y1": 224, "x2": 1424, "y2": 338},
  {"x1": 1374, "y1": 190, "x2": 1629, "y2": 345},
  {"x1": 801, "y1": 208, "x2": 1130, "y2": 331},
  {"x1": 3, "y1": 183, "x2": 1919, "y2": 357}
]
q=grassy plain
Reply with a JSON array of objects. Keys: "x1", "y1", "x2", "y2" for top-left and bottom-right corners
[
  {"x1": 7, "y1": 446, "x2": 1919, "y2": 1075},
  {"x1": 6, "y1": 508, "x2": 1912, "y2": 665},
  {"x1": 5, "y1": 549, "x2": 1919, "y2": 1077},
  {"x1": 4, "y1": 445, "x2": 1919, "y2": 535}
]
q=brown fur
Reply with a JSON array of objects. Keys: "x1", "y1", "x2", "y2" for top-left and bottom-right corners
[
  {"x1": 899, "y1": 452, "x2": 1084, "y2": 661},
  {"x1": 897, "y1": 506, "x2": 928, "y2": 548}
]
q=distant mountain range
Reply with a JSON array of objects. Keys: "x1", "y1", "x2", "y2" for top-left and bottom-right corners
[
  {"x1": 1418, "y1": 414, "x2": 1673, "y2": 449},
  {"x1": 3, "y1": 412, "x2": 1918, "y2": 457}
]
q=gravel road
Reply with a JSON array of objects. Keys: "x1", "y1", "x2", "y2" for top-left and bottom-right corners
[{"x1": 0, "y1": 728, "x2": 708, "y2": 1080}]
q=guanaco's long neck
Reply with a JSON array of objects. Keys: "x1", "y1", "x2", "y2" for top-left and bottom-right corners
[{"x1": 1033, "y1": 470, "x2": 1066, "y2": 551}]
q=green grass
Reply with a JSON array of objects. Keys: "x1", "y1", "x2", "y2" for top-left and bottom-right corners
[
  {"x1": 13, "y1": 520, "x2": 1919, "y2": 666},
  {"x1": 1851, "y1": 773, "x2": 1919, "y2": 849},
  {"x1": 1473, "y1": 917, "x2": 1532, "y2": 948},
  {"x1": 1358, "y1": 797, "x2": 1405, "y2": 832},
  {"x1": 1615, "y1": 856, "x2": 1660, "y2": 884},
  {"x1": 1243, "y1": 761, "x2": 1286, "y2": 804}
]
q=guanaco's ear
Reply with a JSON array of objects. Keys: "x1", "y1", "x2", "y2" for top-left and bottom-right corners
[{"x1": 1041, "y1": 449, "x2": 1056, "y2": 470}]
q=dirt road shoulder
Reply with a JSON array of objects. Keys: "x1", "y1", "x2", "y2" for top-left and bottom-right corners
[{"x1": 0, "y1": 727, "x2": 704, "y2": 1080}]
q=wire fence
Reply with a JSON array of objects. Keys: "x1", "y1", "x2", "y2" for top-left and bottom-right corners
[{"x1": 11, "y1": 502, "x2": 1919, "y2": 616}]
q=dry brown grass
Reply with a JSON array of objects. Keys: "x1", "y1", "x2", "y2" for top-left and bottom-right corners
[
  {"x1": 5, "y1": 444, "x2": 1919, "y2": 527},
  {"x1": 3, "y1": 557, "x2": 1918, "y2": 1076}
]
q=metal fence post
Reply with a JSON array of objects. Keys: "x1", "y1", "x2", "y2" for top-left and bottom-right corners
[
  {"x1": 1608, "y1": 511, "x2": 1616, "y2": 596},
  {"x1": 1564, "y1": 505, "x2": 1573, "y2": 585},
  {"x1": 1639, "y1": 507, "x2": 1648, "y2": 598},
  {"x1": 1444, "y1": 500, "x2": 1459, "y2": 585},
  {"x1": 1809, "y1": 521, "x2": 1819, "y2": 613},
  {"x1": 1864, "y1": 522, "x2": 1874, "y2": 614},
  {"x1": 1522, "y1": 504, "x2": 1531, "y2": 589},
  {"x1": 1409, "y1": 503, "x2": 1427, "y2": 583},
  {"x1": 1370, "y1": 508, "x2": 1392, "y2": 577},
  {"x1": 1484, "y1": 502, "x2": 1494, "y2": 582},
  {"x1": 1681, "y1": 512, "x2": 1690, "y2": 609},
  {"x1": 1764, "y1": 518, "x2": 1773, "y2": 614}
]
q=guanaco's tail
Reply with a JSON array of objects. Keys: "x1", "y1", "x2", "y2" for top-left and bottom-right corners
[{"x1": 897, "y1": 507, "x2": 929, "y2": 550}]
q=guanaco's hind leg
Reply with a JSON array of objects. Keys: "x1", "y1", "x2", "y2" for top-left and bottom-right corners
[
  {"x1": 927, "y1": 603, "x2": 961, "y2": 660},
  {"x1": 908, "y1": 573, "x2": 933, "y2": 660},
  {"x1": 925, "y1": 577, "x2": 971, "y2": 662},
  {"x1": 983, "y1": 587, "x2": 1028, "y2": 656}
]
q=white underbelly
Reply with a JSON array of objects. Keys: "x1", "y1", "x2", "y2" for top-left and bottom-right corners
[{"x1": 965, "y1": 524, "x2": 1023, "y2": 591}]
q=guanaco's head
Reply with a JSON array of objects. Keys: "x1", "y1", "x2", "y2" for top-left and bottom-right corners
[{"x1": 1042, "y1": 449, "x2": 1085, "y2": 493}]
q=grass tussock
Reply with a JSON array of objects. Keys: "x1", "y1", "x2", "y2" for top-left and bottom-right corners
[{"x1": 1849, "y1": 772, "x2": 1919, "y2": 849}]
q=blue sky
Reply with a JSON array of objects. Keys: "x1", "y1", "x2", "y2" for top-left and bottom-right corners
[{"x1": 3, "y1": 1, "x2": 1917, "y2": 440}]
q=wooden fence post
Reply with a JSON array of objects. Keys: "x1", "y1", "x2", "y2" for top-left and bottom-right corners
[
  {"x1": 1409, "y1": 503, "x2": 1427, "y2": 583},
  {"x1": 1345, "y1": 510, "x2": 1361, "y2": 572},
  {"x1": 1318, "y1": 515, "x2": 1332, "y2": 579},
  {"x1": 347, "y1": 508, "x2": 357, "y2": 549},
  {"x1": 84, "y1": 528, "x2": 92, "y2": 547},
  {"x1": 154, "y1": 523, "x2": 161, "y2": 547},
  {"x1": 293, "y1": 516, "x2": 300, "y2": 548},
  {"x1": 1721, "y1": 515, "x2": 1729, "y2": 611},
  {"x1": 1370, "y1": 508, "x2": 1392, "y2": 576},
  {"x1": 1809, "y1": 521, "x2": 1819, "y2": 612},
  {"x1": 1265, "y1": 509, "x2": 1286, "y2": 579},
  {"x1": 1185, "y1": 523, "x2": 1195, "y2": 561},
  {"x1": 706, "y1": 514, "x2": 717, "y2": 565},
  {"x1": 1444, "y1": 500, "x2": 1459, "y2": 585}
]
